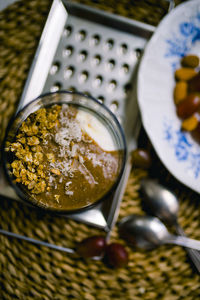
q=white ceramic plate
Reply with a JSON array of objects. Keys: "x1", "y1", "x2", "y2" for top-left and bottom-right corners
[{"x1": 138, "y1": 0, "x2": 200, "y2": 193}]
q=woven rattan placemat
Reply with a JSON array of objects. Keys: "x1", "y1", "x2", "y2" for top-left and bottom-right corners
[{"x1": 0, "y1": 0, "x2": 200, "y2": 299}]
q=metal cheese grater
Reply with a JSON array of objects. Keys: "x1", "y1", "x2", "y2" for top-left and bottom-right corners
[{"x1": 0, "y1": 0, "x2": 155, "y2": 231}]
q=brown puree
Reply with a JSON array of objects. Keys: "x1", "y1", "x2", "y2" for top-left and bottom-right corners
[{"x1": 8, "y1": 104, "x2": 122, "y2": 210}]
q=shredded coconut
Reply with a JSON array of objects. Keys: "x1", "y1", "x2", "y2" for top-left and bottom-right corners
[
  {"x1": 55, "y1": 106, "x2": 82, "y2": 148},
  {"x1": 78, "y1": 155, "x2": 84, "y2": 164},
  {"x1": 78, "y1": 163, "x2": 97, "y2": 186},
  {"x1": 65, "y1": 190, "x2": 73, "y2": 196},
  {"x1": 54, "y1": 105, "x2": 83, "y2": 164},
  {"x1": 47, "y1": 105, "x2": 117, "y2": 186},
  {"x1": 65, "y1": 181, "x2": 72, "y2": 188},
  {"x1": 65, "y1": 181, "x2": 73, "y2": 196}
]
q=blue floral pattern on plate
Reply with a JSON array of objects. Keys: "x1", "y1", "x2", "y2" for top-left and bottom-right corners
[
  {"x1": 163, "y1": 119, "x2": 200, "y2": 179},
  {"x1": 165, "y1": 11, "x2": 200, "y2": 70},
  {"x1": 138, "y1": 0, "x2": 200, "y2": 193},
  {"x1": 163, "y1": 4, "x2": 200, "y2": 179}
]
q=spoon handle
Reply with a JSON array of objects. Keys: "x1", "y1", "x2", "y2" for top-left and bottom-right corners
[
  {"x1": 0, "y1": 229, "x2": 75, "y2": 254},
  {"x1": 166, "y1": 235, "x2": 200, "y2": 251},
  {"x1": 0, "y1": 229, "x2": 102, "y2": 261},
  {"x1": 175, "y1": 225, "x2": 200, "y2": 272}
]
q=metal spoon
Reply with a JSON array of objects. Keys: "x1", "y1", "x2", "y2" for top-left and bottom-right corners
[
  {"x1": 118, "y1": 214, "x2": 200, "y2": 251},
  {"x1": 140, "y1": 178, "x2": 200, "y2": 272}
]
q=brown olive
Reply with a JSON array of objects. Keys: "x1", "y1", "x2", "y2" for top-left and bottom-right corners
[
  {"x1": 188, "y1": 72, "x2": 200, "y2": 93},
  {"x1": 131, "y1": 148, "x2": 152, "y2": 169},
  {"x1": 104, "y1": 243, "x2": 129, "y2": 268},
  {"x1": 181, "y1": 55, "x2": 199, "y2": 68},
  {"x1": 176, "y1": 93, "x2": 200, "y2": 119},
  {"x1": 76, "y1": 236, "x2": 107, "y2": 258}
]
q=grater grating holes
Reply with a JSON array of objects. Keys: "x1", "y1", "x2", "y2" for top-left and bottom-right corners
[
  {"x1": 121, "y1": 63, "x2": 129, "y2": 75},
  {"x1": 50, "y1": 62, "x2": 60, "y2": 75},
  {"x1": 63, "y1": 45, "x2": 73, "y2": 58},
  {"x1": 78, "y1": 50, "x2": 88, "y2": 62},
  {"x1": 79, "y1": 70, "x2": 89, "y2": 83},
  {"x1": 110, "y1": 100, "x2": 119, "y2": 113},
  {"x1": 64, "y1": 66, "x2": 75, "y2": 79},
  {"x1": 124, "y1": 83, "x2": 132, "y2": 95},
  {"x1": 106, "y1": 59, "x2": 115, "y2": 71},
  {"x1": 108, "y1": 80, "x2": 117, "y2": 92},
  {"x1": 45, "y1": 19, "x2": 147, "y2": 124},
  {"x1": 76, "y1": 30, "x2": 87, "y2": 41},
  {"x1": 63, "y1": 25, "x2": 73, "y2": 37},
  {"x1": 129, "y1": 48, "x2": 143, "y2": 63},
  {"x1": 92, "y1": 55, "x2": 102, "y2": 66},
  {"x1": 104, "y1": 39, "x2": 114, "y2": 51},
  {"x1": 135, "y1": 48, "x2": 143, "y2": 58},
  {"x1": 119, "y1": 43, "x2": 128, "y2": 55},
  {"x1": 50, "y1": 82, "x2": 62, "y2": 92},
  {"x1": 93, "y1": 75, "x2": 103, "y2": 87},
  {"x1": 97, "y1": 95, "x2": 104, "y2": 103},
  {"x1": 90, "y1": 34, "x2": 101, "y2": 46}
]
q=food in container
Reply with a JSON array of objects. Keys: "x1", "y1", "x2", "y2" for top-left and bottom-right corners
[{"x1": 3, "y1": 91, "x2": 126, "y2": 213}]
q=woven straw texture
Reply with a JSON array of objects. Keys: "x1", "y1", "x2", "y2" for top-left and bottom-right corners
[{"x1": 0, "y1": 0, "x2": 200, "y2": 299}]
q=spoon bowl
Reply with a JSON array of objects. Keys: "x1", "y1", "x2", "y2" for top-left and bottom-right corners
[
  {"x1": 118, "y1": 214, "x2": 200, "y2": 251},
  {"x1": 140, "y1": 178, "x2": 200, "y2": 273},
  {"x1": 140, "y1": 178, "x2": 179, "y2": 225},
  {"x1": 119, "y1": 214, "x2": 170, "y2": 250}
]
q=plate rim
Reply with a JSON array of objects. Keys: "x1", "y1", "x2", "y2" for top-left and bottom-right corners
[{"x1": 137, "y1": 0, "x2": 200, "y2": 194}]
